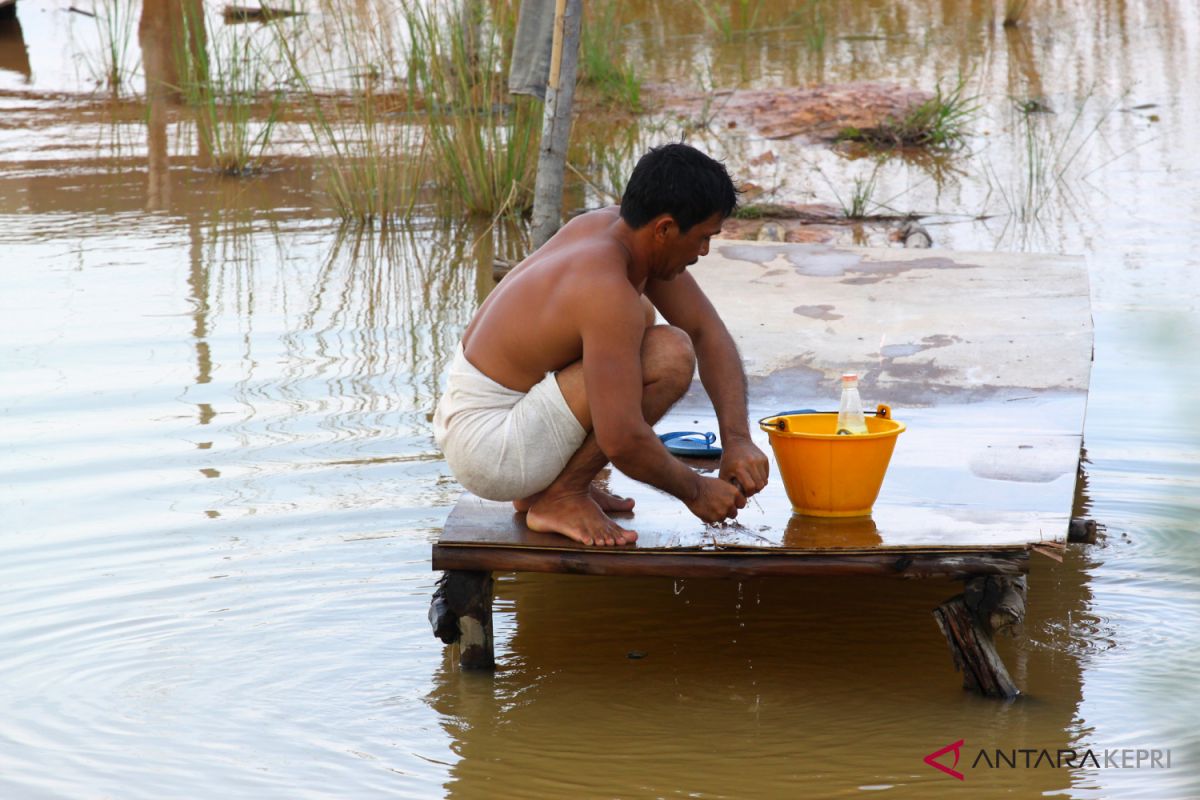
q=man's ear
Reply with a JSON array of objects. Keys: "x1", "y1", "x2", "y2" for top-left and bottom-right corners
[{"x1": 651, "y1": 215, "x2": 677, "y2": 242}]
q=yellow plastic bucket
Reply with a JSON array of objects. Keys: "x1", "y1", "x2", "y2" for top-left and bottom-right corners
[{"x1": 758, "y1": 405, "x2": 905, "y2": 517}]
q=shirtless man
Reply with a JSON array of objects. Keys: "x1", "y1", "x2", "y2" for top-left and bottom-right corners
[{"x1": 434, "y1": 143, "x2": 770, "y2": 546}]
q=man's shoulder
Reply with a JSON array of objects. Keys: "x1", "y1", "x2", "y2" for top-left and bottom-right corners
[
  {"x1": 575, "y1": 204, "x2": 621, "y2": 223},
  {"x1": 552, "y1": 224, "x2": 631, "y2": 276},
  {"x1": 553, "y1": 240, "x2": 640, "y2": 313},
  {"x1": 560, "y1": 255, "x2": 637, "y2": 299}
]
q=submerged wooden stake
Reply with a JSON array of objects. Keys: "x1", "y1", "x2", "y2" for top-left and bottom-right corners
[
  {"x1": 933, "y1": 575, "x2": 1027, "y2": 699},
  {"x1": 429, "y1": 570, "x2": 495, "y2": 670}
]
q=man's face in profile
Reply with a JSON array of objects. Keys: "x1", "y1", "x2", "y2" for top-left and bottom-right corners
[{"x1": 665, "y1": 213, "x2": 724, "y2": 278}]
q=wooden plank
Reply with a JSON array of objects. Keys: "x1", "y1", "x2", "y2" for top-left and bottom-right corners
[{"x1": 433, "y1": 543, "x2": 1029, "y2": 579}]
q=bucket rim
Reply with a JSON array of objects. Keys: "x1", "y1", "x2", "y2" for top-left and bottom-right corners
[{"x1": 758, "y1": 412, "x2": 906, "y2": 440}]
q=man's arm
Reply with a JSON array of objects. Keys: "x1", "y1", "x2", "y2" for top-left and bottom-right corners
[
  {"x1": 645, "y1": 272, "x2": 770, "y2": 496},
  {"x1": 576, "y1": 273, "x2": 745, "y2": 521}
]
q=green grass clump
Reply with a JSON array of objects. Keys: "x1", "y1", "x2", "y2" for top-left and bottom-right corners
[
  {"x1": 271, "y1": 1, "x2": 423, "y2": 224},
  {"x1": 801, "y1": 0, "x2": 827, "y2": 52},
  {"x1": 402, "y1": 1, "x2": 540, "y2": 218},
  {"x1": 832, "y1": 165, "x2": 880, "y2": 219},
  {"x1": 987, "y1": 95, "x2": 1106, "y2": 231},
  {"x1": 692, "y1": 0, "x2": 766, "y2": 42},
  {"x1": 318, "y1": 86, "x2": 424, "y2": 225},
  {"x1": 178, "y1": 5, "x2": 283, "y2": 176},
  {"x1": 732, "y1": 202, "x2": 824, "y2": 220},
  {"x1": 841, "y1": 172, "x2": 877, "y2": 219},
  {"x1": 86, "y1": 0, "x2": 140, "y2": 96},
  {"x1": 732, "y1": 204, "x2": 772, "y2": 220},
  {"x1": 838, "y1": 76, "x2": 977, "y2": 150},
  {"x1": 579, "y1": 1, "x2": 642, "y2": 112},
  {"x1": 567, "y1": 120, "x2": 645, "y2": 205}
]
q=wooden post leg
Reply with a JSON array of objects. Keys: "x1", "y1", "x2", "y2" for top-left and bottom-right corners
[
  {"x1": 429, "y1": 570, "x2": 494, "y2": 670},
  {"x1": 932, "y1": 575, "x2": 1027, "y2": 699}
]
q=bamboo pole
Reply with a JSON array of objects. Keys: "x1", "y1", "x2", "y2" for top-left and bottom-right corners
[
  {"x1": 529, "y1": 0, "x2": 582, "y2": 249},
  {"x1": 547, "y1": 0, "x2": 567, "y2": 90}
]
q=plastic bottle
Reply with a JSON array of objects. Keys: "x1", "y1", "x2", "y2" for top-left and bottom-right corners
[{"x1": 837, "y1": 373, "x2": 868, "y2": 435}]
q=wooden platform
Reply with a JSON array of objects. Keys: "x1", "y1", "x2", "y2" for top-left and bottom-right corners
[
  {"x1": 431, "y1": 243, "x2": 1094, "y2": 698},
  {"x1": 435, "y1": 493, "x2": 1033, "y2": 579}
]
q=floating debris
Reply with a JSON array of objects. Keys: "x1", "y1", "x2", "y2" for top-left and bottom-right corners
[{"x1": 223, "y1": 5, "x2": 306, "y2": 24}]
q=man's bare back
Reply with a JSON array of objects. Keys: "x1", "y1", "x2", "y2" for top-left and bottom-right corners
[{"x1": 462, "y1": 207, "x2": 635, "y2": 393}]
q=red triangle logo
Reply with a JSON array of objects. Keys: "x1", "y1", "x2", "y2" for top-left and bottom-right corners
[{"x1": 924, "y1": 739, "x2": 965, "y2": 780}]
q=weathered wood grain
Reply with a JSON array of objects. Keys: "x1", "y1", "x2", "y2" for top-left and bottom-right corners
[
  {"x1": 932, "y1": 575, "x2": 1027, "y2": 698},
  {"x1": 434, "y1": 544, "x2": 1029, "y2": 580},
  {"x1": 429, "y1": 570, "x2": 494, "y2": 670}
]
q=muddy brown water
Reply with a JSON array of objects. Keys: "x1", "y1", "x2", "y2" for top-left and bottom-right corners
[{"x1": 2, "y1": 1, "x2": 1199, "y2": 798}]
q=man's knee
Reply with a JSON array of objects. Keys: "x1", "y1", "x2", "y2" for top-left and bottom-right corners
[{"x1": 642, "y1": 325, "x2": 696, "y2": 390}]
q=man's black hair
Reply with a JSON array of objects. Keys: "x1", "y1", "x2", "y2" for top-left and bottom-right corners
[{"x1": 620, "y1": 143, "x2": 739, "y2": 233}]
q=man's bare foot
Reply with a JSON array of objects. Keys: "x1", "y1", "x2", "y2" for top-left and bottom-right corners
[
  {"x1": 589, "y1": 484, "x2": 635, "y2": 513},
  {"x1": 514, "y1": 483, "x2": 634, "y2": 514},
  {"x1": 513, "y1": 492, "x2": 541, "y2": 513},
  {"x1": 526, "y1": 491, "x2": 638, "y2": 546}
]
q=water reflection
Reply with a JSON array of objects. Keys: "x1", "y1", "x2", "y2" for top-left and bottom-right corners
[
  {"x1": 140, "y1": 0, "x2": 206, "y2": 209},
  {"x1": 187, "y1": 215, "x2": 215, "y2": 430},
  {"x1": 123, "y1": 215, "x2": 488, "y2": 524},
  {"x1": 0, "y1": 13, "x2": 30, "y2": 82},
  {"x1": 568, "y1": 119, "x2": 648, "y2": 208},
  {"x1": 236, "y1": 223, "x2": 463, "y2": 380},
  {"x1": 782, "y1": 513, "x2": 882, "y2": 548},
  {"x1": 427, "y1": 560, "x2": 1094, "y2": 796},
  {"x1": 465, "y1": 216, "x2": 527, "y2": 307},
  {"x1": 1003, "y1": 25, "x2": 1046, "y2": 107}
]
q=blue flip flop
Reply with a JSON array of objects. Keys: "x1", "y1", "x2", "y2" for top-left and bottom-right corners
[{"x1": 658, "y1": 431, "x2": 722, "y2": 458}]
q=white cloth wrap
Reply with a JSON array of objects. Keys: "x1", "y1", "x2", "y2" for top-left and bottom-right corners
[{"x1": 433, "y1": 344, "x2": 587, "y2": 501}]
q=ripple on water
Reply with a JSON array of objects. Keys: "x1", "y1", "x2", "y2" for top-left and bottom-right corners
[{"x1": 0, "y1": 214, "x2": 475, "y2": 797}]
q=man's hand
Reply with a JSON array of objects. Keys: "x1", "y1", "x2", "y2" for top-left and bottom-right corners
[
  {"x1": 718, "y1": 436, "x2": 770, "y2": 498},
  {"x1": 646, "y1": 275, "x2": 769, "y2": 500},
  {"x1": 686, "y1": 475, "x2": 747, "y2": 523}
]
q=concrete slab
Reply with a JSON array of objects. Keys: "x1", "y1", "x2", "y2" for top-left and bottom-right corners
[
  {"x1": 697, "y1": 242, "x2": 1091, "y2": 408},
  {"x1": 437, "y1": 243, "x2": 1092, "y2": 561}
]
